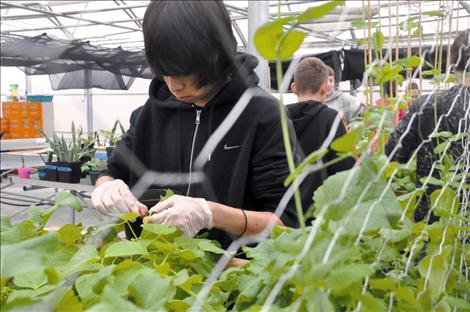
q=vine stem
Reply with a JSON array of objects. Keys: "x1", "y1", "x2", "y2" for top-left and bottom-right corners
[{"x1": 275, "y1": 57, "x2": 305, "y2": 230}]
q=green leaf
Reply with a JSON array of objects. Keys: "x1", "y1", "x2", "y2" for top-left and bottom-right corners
[
  {"x1": 359, "y1": 292, "x2": 387, "y2": 312},
  {"x1": 393, "y1": 55, "x2": 422, "y2": 68},
  {"x1": 13, "y1": 270, "x2": 48, "y2": 290},
  {"x1": 55, "y1": 191, "x2": 83, "y2": 212},
  {"x1": 140, "y1": 223, "x2": 182, "y2": 241},
  {"x1": 431, "y1": 131, "x2": 453, "y2": 139},
  {"x1": 356, "y1": 38, "x2": 367, "y2": 46},
  {"x1": 160, "y1": 189, "x2": 175, "y2": 202},
  {"x1": 430, "y1": 188, "x2": 459, "y2": 218},
  {"x1": 394, "y1": 286, "x2": 419, "y2": 305},
  {"x1": 306, "y1": 289, "x2": 335, "y2": 312},
  {"x1": 0, "y1": 220, "x2": 39, "y2": 244},
  {"x1": 87, "y1": 286, "x2": 145, "y2": 312},
  {"x1": 74, "y1": 274, "x2": 99, "y2": 306},
  {"x1": 109, "y1": 262, "x2": 152, "y2": 297},
  {"x1": 0, "y1": 215, "x2": 12, "y2": 231},
  {"x1": 1, "y1": 232, "x2": 60, "y2": 278},
  {"x1": 57, "y1": 245, "x2": 99, "y2": 277},
  {"x1": 7, "y1": 283, "x2": 60, "y2": 304},
  {"x1": 104, "y1": 240, "x2": 148, "y2": 258},
  {"x1": 420, "y1": 176, "x2": 442, "y2": 186},
  {"x1": 379, "y1": 228, "x2": 410, "y2": 243},
  {"x1": 330, "y1": 128, "x2": 362, "y2": 152},
  {"x1": 298, "y1": 0, "x2": 345, "y2": 22},
  {"x1": 372, "y1": 30, "x2": 385, "y2": 51},
  {"x1": 369, "y1": 277, "x2": 395, "y2": 290},
  {"x1": 166, "y1": 300, "x2": 191, "y2": 312},
  {"x1": 313, "y1": 158, "x2": 405, "y2": 235},
  {"x1": 279, "y1": 30, "x2": 306, "y2": 61},
  {"x1": 129, "y1": 273, "x2": 175, "y2": 310},
  {"x1": 351, "y1": 19, "x2": 378, "y2": 29},
  {"x1": 431, "y1": 73, "x2": 458, "y2": 84},
  {"x1": 198, "y1": 240, "x2": 225, "y2": 254},
  {"x1": 115, "y1": 211, "x2": 140, "y2": 222},
  {"x1": 445, "y1": 296, "x2": 470, "y2": 310},
  {"x1": 55, "y1": 288, "x2": 83, "y2": 312},
  {"x1": 254, "y1": 17, "x2": 293, "y2": 61},
  {"x1": 58, "y1": 224, "x2": 82, "y2": 246},
  {"x1": 326, "y1": 263, "x2": 374, "y2": 291},
  {"x1": 45, "y1": 267, "x2": 61, "y2": 285},
  {"x1": 418, "y1": 247, "x2": 450, "y2": 300},
  {"x1": 434, "y1": 142, "x2": 449, "y2": 154},
  {"x1": 423, "y1": 11, "x2": 447, "y2": 18}
]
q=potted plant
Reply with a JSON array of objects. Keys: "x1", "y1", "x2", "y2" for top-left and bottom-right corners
[
  {"x1": 37, "y1": 122, "x2": 94, "y2": 183},
  {"x1": 101, "y1": 119, "x2": 126, "y2": 158},
  {"x1": 80, "y1": 159, "x2": 105, "y2": 185}
]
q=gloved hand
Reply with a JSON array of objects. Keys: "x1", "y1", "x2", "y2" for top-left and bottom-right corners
[
  {"x1": 91, "y1": 179, "x2": 147, "y2": 216},
  {"x1": 147, "y1": 195, "x2": 213, "y2": 237}
]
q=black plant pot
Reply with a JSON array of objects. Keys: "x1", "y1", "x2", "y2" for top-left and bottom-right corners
[
  {"x1": 37, "y1": 166, "x2": 48, "y2": 180},
  {"x1": 89, "y1": 170, "x2": 101, "y2": 186},
  {"x1": 124, "y1": 189, "x2": 167, "y2": 240},
  {"x1": 44, "y1": 162, "x2": 59, "y2": 181},
  {"x1": 57, "y1": 161, "x2": 82, "y2": 183}
]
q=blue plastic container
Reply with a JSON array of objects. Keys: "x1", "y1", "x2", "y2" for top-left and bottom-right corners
[{"x1": 27, "y1": 95, "x2": 54, "y2": 102}]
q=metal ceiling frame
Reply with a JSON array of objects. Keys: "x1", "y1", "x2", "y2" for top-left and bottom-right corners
[
  {"x1": 1, "y1": 1, "x2": 141, "y2": 32},
  {"x1": 1, "y1": 1, "x2": 468, "y2": 51}
]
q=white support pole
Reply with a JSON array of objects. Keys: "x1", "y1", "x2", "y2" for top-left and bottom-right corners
[
  {"x1": 247, "y1": 1, "x2": 269, "y2": 91},
  {"x1": 84, "y1": 69, "x2": 93, "y2": 133},
  {"x1": 24, "y1": 69, "x2": 31, "y2": 96}
]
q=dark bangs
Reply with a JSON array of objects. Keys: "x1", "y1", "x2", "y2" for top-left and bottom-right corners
[{"x1": 143, "y1": 0, "x2": 237, "y2": 88}]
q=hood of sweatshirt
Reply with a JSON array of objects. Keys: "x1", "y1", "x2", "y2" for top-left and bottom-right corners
[
  {"x1": 147, "y1": 53, "x2": 260, "y2": 110},
  {"x1": 324, "y1": 88, "x2": 342, "y2": 104},
  {"x1": 287, "y1": 100, "x2": 328, "y2": 135}
]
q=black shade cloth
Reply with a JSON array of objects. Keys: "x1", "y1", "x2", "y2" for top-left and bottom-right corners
[
  {"x1": 269, "y1": 50, "x2": 341, "y2": 91},
  {"x1": 0, "y1": 34, "x2": 151, "y2": 90},
  {"x1": 342, "y1": 46, "x2": 449, "y2": 81},
  {"x1": 1, "y1": 34, "x2": 451, "y2": 90}
]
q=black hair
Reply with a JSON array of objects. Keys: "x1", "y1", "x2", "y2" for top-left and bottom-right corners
[{"x1": 143, "y1": 0, "x2": 237, "y2": 88}]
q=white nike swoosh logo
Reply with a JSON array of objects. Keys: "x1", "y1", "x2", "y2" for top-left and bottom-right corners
[{"x1": 224, "y1": 144, "x2": 241, "y2": 150}]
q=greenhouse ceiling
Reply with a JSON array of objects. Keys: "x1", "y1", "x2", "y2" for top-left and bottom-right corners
[{"x1": 1, "y1": 0, "x2": 469, "y2": 53}]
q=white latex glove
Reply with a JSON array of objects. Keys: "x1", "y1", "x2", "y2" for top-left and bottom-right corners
[
  {"x1": 91, "y1": 179, "x2": 147, "y2": 216},
  {"x1": 147, "y1": 195, "x2": 213, "y2": 237}
]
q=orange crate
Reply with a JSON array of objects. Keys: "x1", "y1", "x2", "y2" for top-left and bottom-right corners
[{"x1": 1, "y1": 102, "x2": 43, "y2": 139}]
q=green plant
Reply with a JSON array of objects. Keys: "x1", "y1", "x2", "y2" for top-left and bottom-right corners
[
  {"x1": 0, "y1": 191, "x2": 230, "y2": 311},
  {"x1": 241, "y1": 2, "x2": 470, "y2": 311},
  {"x1": 80, "y1": 160, "x2": 97, "y2": 174},
  {"x1": 100, "y1": 120, "x2": 126, "y2": 147},
  {"x1": 36, "y1": 122, "x2": 95, "y2": 163}
]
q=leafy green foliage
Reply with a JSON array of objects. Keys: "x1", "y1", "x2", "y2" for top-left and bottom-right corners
[
  {"x1": 1, "y1": 193, "x2": 231, "y2": 312},
  {"x1": 254, "y1": 1, "x2": 344, "y2": 61},
  {"x1": 36, "y1": 122, "x2": 95, "y2": 162},
  {"x1": 100, "y1": 119, "x2": 126, "y2": 147},
  {"x1": 3, "y1": 3, "x2": 469, "y2": 312}
]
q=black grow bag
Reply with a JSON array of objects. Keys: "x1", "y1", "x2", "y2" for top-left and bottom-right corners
[
  {"x1": 57, "y1": 162, "x2": 82, "y2": 183},
  {"x1": 44, "y1": 162, "x2": 59, "y2": 181}
]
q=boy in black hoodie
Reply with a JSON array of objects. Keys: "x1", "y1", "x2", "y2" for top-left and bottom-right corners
[
  {"x1": 288, "y1": 57, "x2": 355, "y2": 199},
  {"x1": 91, "y1": 0, "x2": 300, "y2": 249}
]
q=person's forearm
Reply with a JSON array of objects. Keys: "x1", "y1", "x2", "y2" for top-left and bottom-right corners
[
  {"x1": 208, "y1": 201, "x2": 283, "y2": 236},
  {"x1": 95, "y1": 175, "x2": 115, "y2": 187}
]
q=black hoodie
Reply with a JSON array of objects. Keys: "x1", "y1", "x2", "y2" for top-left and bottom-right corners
[
  {"x1": 102, "y1": 54, "x2": 300, "y2": 248},
  {"x1": 287, "y1": 100, "x2": 356, "y2": 200}
]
